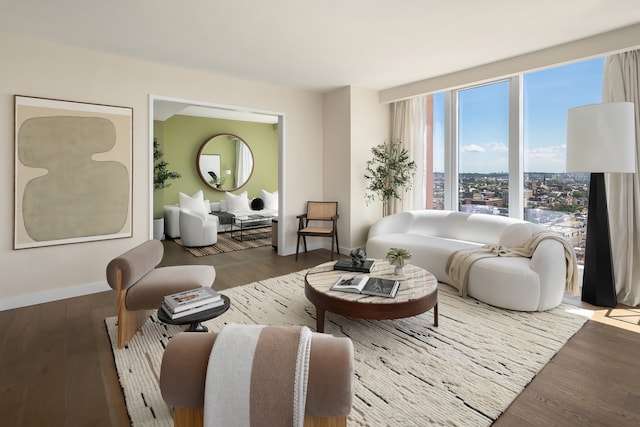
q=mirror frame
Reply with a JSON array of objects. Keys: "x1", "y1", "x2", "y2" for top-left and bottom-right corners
[{"x1": 196, "y1": 133, "x2": 255, "y2": 192}]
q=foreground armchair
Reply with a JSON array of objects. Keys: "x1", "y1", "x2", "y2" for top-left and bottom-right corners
[{"x1": 160, "y1": 328, "x2": 354, "y2": 427}]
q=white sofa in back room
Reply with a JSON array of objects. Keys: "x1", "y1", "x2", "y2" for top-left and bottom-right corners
[
  {"x1": 365, "y1": 210, "x2": 578, "y2": 311},
  {"x1": 164, "y1": 189, "x2": 278, "y2": 238}
]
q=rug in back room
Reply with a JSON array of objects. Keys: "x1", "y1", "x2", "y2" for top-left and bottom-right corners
[
  {"x1": 173, "y1": 227, "x2": 271, "y2": 256},
  {"x1": 105, "y1": 270, "x2": 592, "y2": 427}
]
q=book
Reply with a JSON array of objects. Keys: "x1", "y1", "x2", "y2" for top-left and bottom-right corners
[
  {"x1": 161, "y1": 298, "x2": 226, "y2": 319},
  {"x1": 333, "y1": 258, "x2": 376, "y2": 273},
  {"x1": 163, "y1": 287, "x2": 222, "y2": 313},
  {"x1": 330, "y1": 274, "x2": 400, "y2": 298}
]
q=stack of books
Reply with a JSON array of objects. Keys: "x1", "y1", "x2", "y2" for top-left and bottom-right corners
[
  {"x1": 334, "y1": 258, "x2": 376, "y2": 273},
  {"x1": 161, "y1": 287, "x2": 224, "y2": 319}
]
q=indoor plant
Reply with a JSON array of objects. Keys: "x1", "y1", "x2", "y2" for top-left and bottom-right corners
[
  {"x1": 364, "y1": 139, "x2": 416, "y2": 216},
  {"x1": 153, "y1": 140, "x2": 181, "y2": 239},
  {"x1": 385, "y1": 247, "x2": 412, "y2": 276},
  {"x1": 154, "y1": 140, "x2": 181, "y2": 190}
]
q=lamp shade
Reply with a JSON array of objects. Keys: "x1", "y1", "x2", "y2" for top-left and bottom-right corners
[{"x1": 566, "y1": 102, "x2": 636, "y2": 173}]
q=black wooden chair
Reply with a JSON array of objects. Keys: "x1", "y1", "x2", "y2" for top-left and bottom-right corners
[{"x1": 296, "y1": 201, "x2": 339, "y2": 260}]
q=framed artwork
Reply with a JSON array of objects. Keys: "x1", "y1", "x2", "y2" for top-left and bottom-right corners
[{"x1": 14, "y1": 95, "x2": 133, "y2": 249}]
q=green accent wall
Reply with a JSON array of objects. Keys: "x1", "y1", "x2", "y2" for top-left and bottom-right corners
[{"x1": 153, "y1": 115, "x2": 278, "y2": 217}]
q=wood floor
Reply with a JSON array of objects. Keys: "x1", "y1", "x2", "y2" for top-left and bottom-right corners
[{"x1": 1, "y1": 240, "x2": 639, "y2": 426}]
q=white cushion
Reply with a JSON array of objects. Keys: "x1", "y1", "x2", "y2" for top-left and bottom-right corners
[
  {"x1": 499, "y1": 223, "x2": 534, "y2": 248},
  {"x1": 226, "y1": 191, "x2": 250, "y2": 212},
  {"x1": 261, "y1": 189, "x2": 278, "y2": 211},
  {"x1": 179, "y1": 190, "x2": 208, "y2": 216},
  {"x1": 220, "y1": 200, "x2": 228, "y2": 212}
]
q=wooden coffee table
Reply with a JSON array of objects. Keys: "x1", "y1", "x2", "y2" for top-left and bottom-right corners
[{"x1": 304, "y1": 260, "x2": 438, "y2": 333}]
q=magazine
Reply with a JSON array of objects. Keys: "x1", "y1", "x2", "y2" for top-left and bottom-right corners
[
  {"x1": 330, "y1": 274, "x2": 400, "y2": 298},
  {"x1": 161, "y1": 297, "x2": 226, "y2": 319},
  {"x1": 333, "y1": 258, "x2": 376, "y2": 273},
  {"x1": 163, "y1": 286, "x2": 222, "y2": 313}
]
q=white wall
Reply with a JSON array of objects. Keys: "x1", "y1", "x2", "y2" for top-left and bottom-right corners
[
  {"x1": 322, "y1": 87, "x2": 351, "y2": 253},
  {"x1": 322, "y1": 87, "x2": 390, "y2": 253},
  {"x1": 0, "y1": 32, "x2": 323, "y2": 310},
  {"x1": 349, "y1": 87, "x2": 390, "y2": 247}
]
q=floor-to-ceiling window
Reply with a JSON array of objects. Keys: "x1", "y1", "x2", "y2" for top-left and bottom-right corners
[
  {"x1": 457, "y1": 80, "x2": 510, "y2": 216},
  {"x1": 522, "y1": 58, "x2": 604, "y2": 263},
  {"x1": 423, "y1": 57, "x2": 604, "y2": 263}
]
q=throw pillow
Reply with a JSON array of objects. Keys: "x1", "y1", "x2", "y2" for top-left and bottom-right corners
[
  {"x1": 499, "y1": 223, "x2": 534, "y2": 248},
  {"x1": 179, "y1": 190, "x2": 208, "y2": 216},
  {"x1": 261, "y1": 189, "x2": 278, "y2": 211},
  {"x1": 251, "y1": 197, "x2": 265, "y2": 210},
  {"x1": 226, "y1": 191, "x2": 251, "y2": 212}
]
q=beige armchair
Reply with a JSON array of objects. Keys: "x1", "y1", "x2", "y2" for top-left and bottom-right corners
[
  {"x1": 106, "y1": 240, "x2": 215, "y2": 348},
  {"x1": 160, "y1": 330, "x2": 354, "y2": 427}
]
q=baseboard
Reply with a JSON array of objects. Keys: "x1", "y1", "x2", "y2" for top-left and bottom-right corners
[{"x1": 0, "y1": 281, "x2": 111, "y2": 311}]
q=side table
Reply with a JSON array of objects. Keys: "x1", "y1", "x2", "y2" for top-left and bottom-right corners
[{"x1": 157, "y1": 294, "x2": 230, "y2": 332}]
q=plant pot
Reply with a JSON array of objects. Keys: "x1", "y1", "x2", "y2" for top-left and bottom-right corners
[
  {"x1": 394, "y1": 266, "x2": 405, "y2": 276},
  {"x1": 153, "y1": 218, "x2": 165, "y2": 240}
]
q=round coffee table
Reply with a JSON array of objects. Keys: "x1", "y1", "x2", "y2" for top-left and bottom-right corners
[
  {"x1": 157, "y1": 294, "x2": 231, "y2": 332},
  {"x1": 304, "y1": 261, "x2": 438, "y2": 333}
]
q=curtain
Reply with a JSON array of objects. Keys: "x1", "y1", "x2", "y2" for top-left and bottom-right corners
[
  {"x1": 602, "y1": 50, "x2": 640, "y2": 307},
  {"x1": 390, "y1": 96, "x2": 427, "y2": 214},
  {"x1": 235, "y1": 139, "x2": 252, "y2": 186}
]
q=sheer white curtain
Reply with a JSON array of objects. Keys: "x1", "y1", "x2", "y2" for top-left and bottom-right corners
[
  {"x1": 391, "y1": 96, "x2": 427, "y2": 214},
  {"x1": 603, "y1": 49, "x2": 640, "y2": 307},
  {"x1": 235, "y1": 139, "x2": 252, "y2": 186}
]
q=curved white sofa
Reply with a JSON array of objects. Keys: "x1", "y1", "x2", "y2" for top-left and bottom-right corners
[{"x1": 366, "y1": 210, "x2": 571, "y2": 311}]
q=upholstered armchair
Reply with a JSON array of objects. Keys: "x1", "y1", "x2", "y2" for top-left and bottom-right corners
[
  {"x1": 106, "y1": 240, "x2": 216, "y2": 348},
  {"x1": 179, "y1": 208, "x2": 218, "y2": 247},
  {"x1": 160, "y1": 329, "x2": 354, "y2": 427}
]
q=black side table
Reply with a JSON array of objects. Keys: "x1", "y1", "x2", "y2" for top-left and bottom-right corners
[{"x1": 157, "y1": 294, "x2": 230, "y2": 332}]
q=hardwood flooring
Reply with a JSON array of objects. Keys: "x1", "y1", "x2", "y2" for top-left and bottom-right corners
[{"x1": 1, "y1": 240, "x2": 639, "y2": 426}]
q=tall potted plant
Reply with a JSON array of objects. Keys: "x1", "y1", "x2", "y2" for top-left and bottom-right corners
[
  {"x1": 364, "y1": 140, "x2": 416, "y2": 216},
  {"x1": 154, "y1": 140, "x2": 181, "y2": 191},
  {"x1": 153, "y1": 140, "x2": 181, "y2": 239}
]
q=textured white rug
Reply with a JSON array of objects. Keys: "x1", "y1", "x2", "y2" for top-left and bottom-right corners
[{"x1": 105, "y1": 270, "x2": 592, "y2": 427}]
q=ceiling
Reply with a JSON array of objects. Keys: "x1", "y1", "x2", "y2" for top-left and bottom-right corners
[{"x1": 2, "y1": 0, "x2": 640, "y2": 93}]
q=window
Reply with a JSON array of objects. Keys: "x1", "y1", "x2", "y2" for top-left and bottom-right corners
[
  {"x1": 424, "y1": 57, "x2": 604, "y2": 263},
  {"x1": 458, "y1": 81, "x2": 510, "y2": 216}
]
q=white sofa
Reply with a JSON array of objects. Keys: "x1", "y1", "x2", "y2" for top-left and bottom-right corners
[
  {"x1": 366, "y1": 210, "x2": 572, "y2": 311},
  {"x1": 164, "y1": 189, "x2": 278, "y2": 238}
]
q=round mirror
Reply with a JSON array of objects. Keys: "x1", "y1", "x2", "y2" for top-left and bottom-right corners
[{"x1": 196, "y1": 133, "x2": 254, "y2": 191}]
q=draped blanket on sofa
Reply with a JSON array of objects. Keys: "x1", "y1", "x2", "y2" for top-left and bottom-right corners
[{"x1": 446, "y1": 231, "x2": 579, "y2": 299}]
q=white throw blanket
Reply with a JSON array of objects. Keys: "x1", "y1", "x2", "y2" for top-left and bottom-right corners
[
  {"x1": 203, "y1": 323, "x2": 313, "y2": 427},
  {"x1": 445, "y1": 231, "x2": 579, "y2": 298}
]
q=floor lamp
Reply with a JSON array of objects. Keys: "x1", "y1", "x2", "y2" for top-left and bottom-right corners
[{"x1": 566, "y1": 102, "x2": 636, "y2": 307}]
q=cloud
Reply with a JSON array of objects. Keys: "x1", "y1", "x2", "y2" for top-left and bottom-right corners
[
  {"x1": 525, "y1": 145, "x2": 564, "y2": 160},
  {"x1": 461, "y1": 144, "x2": 486, "y2": 152},
  {"x1": 485, "y1": 141, "x2": 508, "y2": 152}
]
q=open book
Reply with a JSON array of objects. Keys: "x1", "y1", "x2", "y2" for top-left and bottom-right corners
[{"x1": 330, "y1": 274, "x2": 400, "y2": 298}]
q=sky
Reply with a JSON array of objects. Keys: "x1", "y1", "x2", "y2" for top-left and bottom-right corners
[{"x1": 433, "y1": 57, "x2": 605, "y2": 173}]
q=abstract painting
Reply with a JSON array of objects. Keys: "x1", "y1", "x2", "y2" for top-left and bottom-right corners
[{"x1": 14, "y1": 95, "x2": 133, "y2": 249}]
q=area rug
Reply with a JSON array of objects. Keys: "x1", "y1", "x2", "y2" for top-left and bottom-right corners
[
  {"x1": 105, "y1": 271, "x2": 592, "y2": 427},
  {"x1": 174, "y1": 227, "x2": 271, "y2": 256}
]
